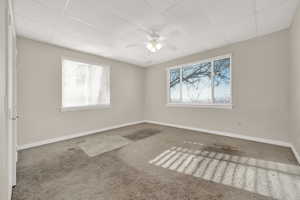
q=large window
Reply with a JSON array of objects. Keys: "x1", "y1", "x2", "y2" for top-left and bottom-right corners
[
  {"x1": 61, "y1": 59, "x2": 110, "y2": 111},
  {"x1": 167, "y1": 54, "x2": 232, "y2": 108}
]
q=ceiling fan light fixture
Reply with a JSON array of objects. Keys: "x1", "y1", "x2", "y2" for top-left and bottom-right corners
[
  {"x1": 146, "y1": 42, "x2": 156, "y2": 52},
  {"x1": 146, "y1": 40, "x2": 162, "y2": 53},
  {"x1": 156, "y1": 43, "x2": 162, "y2": 50}
]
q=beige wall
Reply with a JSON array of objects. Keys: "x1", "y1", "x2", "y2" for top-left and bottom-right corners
[
  {"x1": 145, "y1": 30, "x2": 290, "y2": 142},
  {"x1": 290, "y1": 6, "x2": 300, "y2": 155},
  {"x1": 17, "y1": 37, "x2": 145, "y2": 146},
  {"x1": 17, "y1": 29, "x2": 295, "y2": 148}
]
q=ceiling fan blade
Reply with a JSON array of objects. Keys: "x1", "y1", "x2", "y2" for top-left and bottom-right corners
[
  {"x1": 138, "y1": 25, "x2": 165, "y2": 34},
  {"x1": 137, "y1": 28, "x2": 152, "y2": 35},
  {"x1": 146, "y1": 34, "x2": 153, "y2": 41},
  {"x1": 138, "y1": 27, "x2": 165, "y2": 40},
  {"x1": 150, "y1": 24, "x2": 167, "y2": 33},
  {"x1": 166, "y1": 29, "x2": 181, "y2": 38},
  {"x1": 165, "y1": 43, "x2": 177, "y2": 51},
  {"x1": 159, "y1": 36, "x2": 166, "y2": 41},
  {"x1": 125, "y1": 44, "x2": 143, "y2": 48}
]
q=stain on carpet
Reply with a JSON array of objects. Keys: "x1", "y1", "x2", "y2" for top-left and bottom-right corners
[
  {"x1": 124, "y1": 128, "x2": 161, "y2": 141},
  {"x1": 184, "y1": 141, "x2": 243, "y2": 155},
  {"x1": 204, "y1": 143, "x2": 243, "y2": 155}
]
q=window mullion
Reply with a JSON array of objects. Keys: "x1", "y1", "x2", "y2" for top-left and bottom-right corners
[
  {"x1": 86, "y1": 65, "x2": 90, "y2": 105},
  {"x1": 180, "y1": 67, "x2": 183, "y2": 102},
  {"x1": 211, "y1": 61, "x2": 215, "y2": 104}
]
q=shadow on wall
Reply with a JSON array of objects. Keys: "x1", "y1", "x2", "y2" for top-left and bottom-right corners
[{"x1": 149, "y1": 144, "x2": 300, "y2": 200}]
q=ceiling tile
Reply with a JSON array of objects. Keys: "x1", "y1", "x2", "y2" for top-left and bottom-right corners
[
  {"x1": 14, "y1": 0, "x2": 300, "y2": 66},
  {"x1": 52, "y1": 16, "x2": 114, "y2": 50},
  {"x1": 34, "y1": 0, "x2": 68, "y2": 11},
  {"x1": 182, "y1": 0, "x2": 256, "y2": 25},
  {"x1": 65, "y1": 0, "x2": 137, "y2": 37},
  {"x1": 164, "y1": 0, "x2": 212, "y2": 29},
  {"x1": 15, "y1": 15, "x2": 53, "y2": 43},
  {"x1": 14, "y1": 0, "x2": 62, "y2": 25},
  {"x1": 224, "y1": 16, "x2": 257, "y2": 43},
  {"x1": 256, "y1": 0, "x2": 299, "y2": 36},
  {"x1": 255, "y1": 0, "x2": 286, "y2": 12},
  {"x1": 145, "y1": 0, "x2": 179, "y2": 13},
  {"x1": 100, "y1": 0, "x2": 166, "y2": 30}
]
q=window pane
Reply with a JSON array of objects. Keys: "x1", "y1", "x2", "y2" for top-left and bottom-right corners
[
  {"x1": 213, "y1": 58, "x2": 231, "y2": 104},
  {"x1": 62, "y1": 60, "x2": 110, "y2": 108},
  {"x1": 169, "y1": 68, "x2": 180, "y2": 102},
  {"x1": 182, "y1": 62, "x2": 212, "y2": 103}
]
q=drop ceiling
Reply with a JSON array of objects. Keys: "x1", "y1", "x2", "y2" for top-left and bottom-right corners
[{"x1": 14, "y1": 0, "x2": 299, "y2": 67}]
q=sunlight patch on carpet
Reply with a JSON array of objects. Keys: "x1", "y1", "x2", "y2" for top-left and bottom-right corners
[
  {"x1": 78, "y1": 135, "x2": 131, "y2": 157},
  {"x1": 149, "y1": 146, "x2": 300, "y2": 200}
]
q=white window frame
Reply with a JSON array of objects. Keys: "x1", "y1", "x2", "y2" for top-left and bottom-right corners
[
  {"x1": 60, "y1": 56, "x2": 111, "y2": 112},
  {"x1": 166, "y1": 54, "x2": 233, "y2": 109}
]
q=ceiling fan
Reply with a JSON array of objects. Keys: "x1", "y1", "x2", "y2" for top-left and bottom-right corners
[{"x1": 126, "y1": 29, "x2": 177, "y2": 53}]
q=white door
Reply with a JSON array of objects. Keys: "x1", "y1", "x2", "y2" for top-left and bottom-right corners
[{"x1": 7, "y1": 10, "x2": 17, "y2": 187}]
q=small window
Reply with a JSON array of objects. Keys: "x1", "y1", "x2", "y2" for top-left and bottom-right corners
[
  {"x1": 61, "y1": 59, "x2": 110, "y2": 111},
  {"x1": 167, "y1": 54, "x2": 232, "y2": 108}
]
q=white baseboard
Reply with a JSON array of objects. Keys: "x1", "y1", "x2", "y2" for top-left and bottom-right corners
[
  {"x1": 145, "y1": 120, "x2": 300, "y2": 164},
  {"x1": 17, "y1": 121, "x2": 145, "y2": 150},
  {"x1": 17, "y1": 119, "x2": 300, "y2": 165},
  {"x1": 144, "y1": 120, "x2": 292, "y2": 147}
]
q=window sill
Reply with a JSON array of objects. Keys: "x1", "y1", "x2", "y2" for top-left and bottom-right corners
[
  {"x1": 61, "y1": 104, "x2": 111, "y2": 112},
  {"x1": 166, "y1": 103, "x2": 233, "y2": 109}
]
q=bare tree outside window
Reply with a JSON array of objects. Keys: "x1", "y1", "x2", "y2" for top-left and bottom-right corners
[{"x1": 168, "y1": 55, "x2": 231, "y2": 106}]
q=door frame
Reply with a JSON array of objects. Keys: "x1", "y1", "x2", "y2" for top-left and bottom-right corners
[{"x1": 7, "y1": 0, "x2": 17, "y2": 187}]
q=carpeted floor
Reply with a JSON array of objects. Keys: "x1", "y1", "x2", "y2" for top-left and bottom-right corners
[{"x1": 12, "y1": 123, "x2": 299, "y2": 200}]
